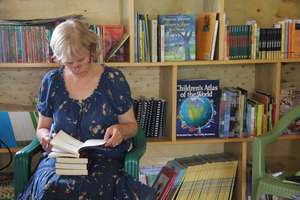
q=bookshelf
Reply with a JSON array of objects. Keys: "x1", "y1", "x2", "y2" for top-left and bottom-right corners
[{"x1": 1, "y1": 0, "x2": 300, "y2": 199}]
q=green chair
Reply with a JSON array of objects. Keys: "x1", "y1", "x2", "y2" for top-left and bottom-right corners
[
  {"x1": 252, "y1": 104, "x2": 300, "y2": 200},
  {"x1": 14, "y1": 112, "x2": 146, "y2": 199}
]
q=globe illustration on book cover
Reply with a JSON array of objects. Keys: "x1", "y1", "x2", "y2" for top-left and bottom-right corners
[{"x1": 178, "y1": 96, "x2": 213, "y2": 131}]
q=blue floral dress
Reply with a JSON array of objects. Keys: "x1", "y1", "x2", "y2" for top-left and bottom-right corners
[{"x1": 18, "y1": 66, "x2": 155, "y2": 200}]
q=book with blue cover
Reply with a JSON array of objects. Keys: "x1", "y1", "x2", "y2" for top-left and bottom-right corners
[
  {"x1": 176, "y1": 79, "x2": 220, "y2": 137},
  {"x1": 158, "y1": 14, "x2": 196, "y2": 61}
]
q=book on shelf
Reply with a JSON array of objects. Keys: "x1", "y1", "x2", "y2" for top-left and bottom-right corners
[
  {"x1": 106, "y1": 33, "x2": 129, "y2": 61},
  {"x1": 158, "y1": 14, "x2": 196, "y2": 61},
  {"x1": 133, "y1": 98, "x2": 167, "y2": 138},
  {"x1": 101, "y1": 24, "x2": 128, "y2": 62},
  {"x1": 196, "y1": 12, "x2": 219, "y2": 60},
  {"x1": 50, "y1": 130, "x2": 106, "y2": 158},
  {"x1": 176, "y1": 79, "x2": 220, "y2": 138}
]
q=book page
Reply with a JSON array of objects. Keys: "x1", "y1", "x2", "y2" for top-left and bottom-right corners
[
  {"x1": 79, "y1": 139, "x2": 106, "y2": 149},
  {"x1": 50, "y1": 131, "x2": 82, "y2": 155}
]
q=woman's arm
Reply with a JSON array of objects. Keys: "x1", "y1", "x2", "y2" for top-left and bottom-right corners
[
  {"x1": 36, "y1": 113, "x2": 53, "y2": 152},
  {"x1": 104, "y1": 107, "x2": 138, "y2": 147}
]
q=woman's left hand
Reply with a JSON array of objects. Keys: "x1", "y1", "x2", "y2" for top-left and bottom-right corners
[{"x1": 104, "y1": 125, "x2": 124, "y2": 147}]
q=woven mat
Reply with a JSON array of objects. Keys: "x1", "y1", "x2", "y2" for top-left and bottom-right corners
[{"x1": 0, "y1": 172, "x2": 14, "y2": 200}]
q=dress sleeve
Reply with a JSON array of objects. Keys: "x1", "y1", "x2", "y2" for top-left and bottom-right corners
[
  {"x1": 108, "y1": 69, "x2": 133, "y2": 115},
  {"x1": 36, "y1": 71, "x2": 54, "y2": 117}
]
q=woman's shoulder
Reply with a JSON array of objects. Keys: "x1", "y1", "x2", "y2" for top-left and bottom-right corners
[
  {"x1": 102, "y1": 66, "x2": 125, "y2": 82},
  {"x1": 42, "y1": 67, "x2": 62, "y2": 82}
]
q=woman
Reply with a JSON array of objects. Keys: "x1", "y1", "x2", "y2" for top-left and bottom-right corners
[{"x1": 18, "y1": 19, "x2": 154, "y2": 200}]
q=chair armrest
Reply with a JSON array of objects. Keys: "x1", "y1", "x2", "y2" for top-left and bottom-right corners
[
  {"x1": 252, "y1": 105, "x2": 300, "y2": 197},
  {"x1": 124, "y1": 127, "x2": 146, "y2": 180},
  {"x1": 14, "y1": 137, "x2": 42, "y2": 198}
]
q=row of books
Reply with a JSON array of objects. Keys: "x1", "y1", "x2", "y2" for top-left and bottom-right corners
[
  {"x1": 133, "y1": 98, "x2": 166, "y2": 137},
  {"x1": 220, "y1": 87, "x2": 275, "y2": 138},
  {"x1": 176, "y1": 79, "x2": 276, "y2": 138},
  {"x1": 0, "y1": 14, "x2": 82, "y2": 63},
  {"x1": 0, "y1": 15, "x2": 129, "y2": 63},
  {"x1": 224, "y1": 19, "x2": 300, "y2": 60},
  {"x1": 151, "y1": 153, "x2": 238, "y2": 200},
  {"x1": 134, "y1": 12, "x2": 219, "y2": 62},
  {"x1": 0, "y1": 25, "x2": 53, "y2": 63}
]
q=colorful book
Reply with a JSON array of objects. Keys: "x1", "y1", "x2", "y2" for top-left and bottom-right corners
[
  {"x1": 176, "y1": 79, "x2": 220, "y2": 137},
  {"x1": 152, "y1": 166, "x2": 177, "y2": 200},
  {"x1": 102, "y1": 24, "x2": 128, "y2": 62},
  {"x1": 158, "y1": 14, "x2": 196, "y2": 61}
]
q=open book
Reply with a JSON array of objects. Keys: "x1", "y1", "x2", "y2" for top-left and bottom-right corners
[{"x1": 49, "y1": 130, "x2": 106, "y2": 158}]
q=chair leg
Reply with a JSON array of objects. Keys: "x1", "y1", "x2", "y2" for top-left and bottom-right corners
[{"x1": 255, "y1": 188, "x2": 263, "y2": 200}]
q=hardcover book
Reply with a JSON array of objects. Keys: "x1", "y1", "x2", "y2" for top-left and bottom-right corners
[
  {"x1": 176, "y1": 79, "x2": 220, "y2": 137},
  {"x1": 158, "y1": 14, "x2": 196, "y2": 61}
]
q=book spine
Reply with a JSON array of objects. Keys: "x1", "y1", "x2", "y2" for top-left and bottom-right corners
[{"x1": 151, "y1": 19, "x2": 158, "y2": 62}]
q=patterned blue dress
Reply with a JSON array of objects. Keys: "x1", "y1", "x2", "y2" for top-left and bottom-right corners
[{"x1": 18, "y1": 66, "x2": 155, "y2": 200}]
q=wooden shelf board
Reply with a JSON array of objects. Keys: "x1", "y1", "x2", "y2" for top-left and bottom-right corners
[
  {"x1": 147, "y1": 134, "x2": 300, "y2": 144},
  {"x1": 1, "y1": 59, "x2": 298, "y2": 69},
  {"x1": 0, "y1": 103, "x2": 35, "y2": 111},
  {"x1": 175, "y1": 137, "x2": 245, "y2": 144},
  {"x1": 281, "y1": 59, "x2": 300, "y2": 63},
  {"x1": 246, "y1": 134, "x2": 300, "y2": 142}
]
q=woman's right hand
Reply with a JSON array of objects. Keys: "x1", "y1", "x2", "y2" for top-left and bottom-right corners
[{"x1": 38, "y1": 132, "x2": 52, "y2": 153}]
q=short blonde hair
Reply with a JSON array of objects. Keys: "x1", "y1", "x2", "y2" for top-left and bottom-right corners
[{"x1": 50, "y1": 19, "x2": 99, "y2": 62}]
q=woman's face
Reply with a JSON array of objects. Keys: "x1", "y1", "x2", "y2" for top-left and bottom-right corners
[{"x1": 61, "y1": 53, "x2": 91, "y2": 75}]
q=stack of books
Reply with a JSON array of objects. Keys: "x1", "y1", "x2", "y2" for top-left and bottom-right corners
[
  {"x1": 53, "y1": 157, "x2": 88, "y2": 176},
  {"x1": 49, "y1": 130, "x2": 106, "y2": 175}
]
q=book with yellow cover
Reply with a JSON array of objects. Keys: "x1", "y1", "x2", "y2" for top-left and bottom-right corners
[{"x1": 196, "y1": 12, "x2": 218, "y2": 60}]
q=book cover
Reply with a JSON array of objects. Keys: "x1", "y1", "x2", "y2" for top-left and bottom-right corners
[
  {"x1": 106, "y1": 33, "x2": 129, "y2": 61},
  {"x1": 158, "y1": 14, "x2": 196, "y2": 61},
  {"x1": 176, "y1": 79, "x2": 220, "y2": 137},
  {"x1": 101, "y1": 24, "x2": 128, "y2": 62},
  {"x1": 152, "y1": 166, "x2": 177, "y2": 200},
  {"x1": 196, "y1": 12, "x2": 218, "y2": 60}
]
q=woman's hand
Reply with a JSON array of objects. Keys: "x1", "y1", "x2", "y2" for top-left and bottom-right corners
[
  {"x1": 104, "y1": 125, "x2": 124, "y2": 148},
  {"x1": 38, "y1": 132, "x2": 52, "y2": 153}
]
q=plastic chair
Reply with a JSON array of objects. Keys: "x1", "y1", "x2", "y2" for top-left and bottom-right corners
[
  {"x1": 252, "y1": 104, "x2": 300, "y2": 200},
  {"x1": 14, "y1": 112, "x2": 146, "y2": 199}
]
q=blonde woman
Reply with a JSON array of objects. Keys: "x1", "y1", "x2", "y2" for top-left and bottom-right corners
[{"x1": 18, "y1": 19, "x2": 154, "y2": 200}]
